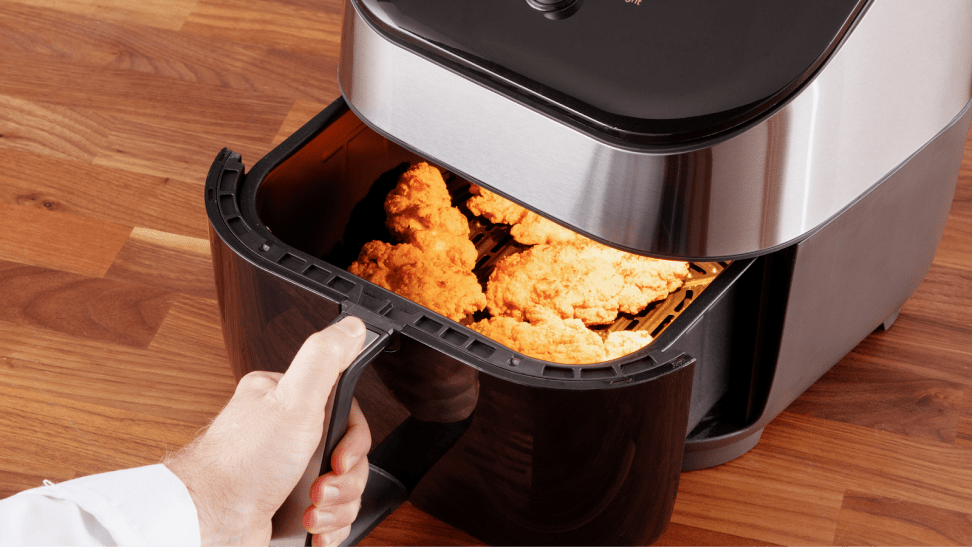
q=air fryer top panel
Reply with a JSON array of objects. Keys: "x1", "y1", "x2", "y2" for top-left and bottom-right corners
[{"x1": 354, "y1": 0, "x2": 866, "y2": 144}]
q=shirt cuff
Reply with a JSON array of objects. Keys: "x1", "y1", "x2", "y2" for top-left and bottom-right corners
[
  {"x1": 68, "y1": 464, "x2": 201, "y2": 546},
  {"x1": 0, "y1": 464, "x2": 201, "y2": 546}
]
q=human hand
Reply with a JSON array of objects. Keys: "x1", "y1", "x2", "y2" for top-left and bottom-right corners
[{"x1": 164, "y1": 317, "x2": 372, "y2": 546}]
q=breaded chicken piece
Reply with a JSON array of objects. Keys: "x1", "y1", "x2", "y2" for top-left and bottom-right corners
[
  {"x1": 603, "y1": 330, "x2": 654, "y2": 360},
  {"x1": 466, "y1": 184, "x2": 580, "y2": 245},
  {"x1": 348, "y1": 239, "x2": 485, "y2": 322},
  {"x1": 409, "y1": 230, "x2": 478, "y2": 271},
  {"x1": 471, "y1": 316, "x2": 608, "y2": 364},
  {"x1": 386, "y1": 162, "x2": 469, "y2": 240},
  {"x1": 470, "y1": 316, "x2": 654, "y2": 364},
  {"x1": 486, "y1": 239, "x2": 689, "y2": 325}
]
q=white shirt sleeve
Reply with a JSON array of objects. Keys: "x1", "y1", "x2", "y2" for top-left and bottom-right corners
[{"x1": 0, "y1": 464, "x2": 200, "y2": 546}]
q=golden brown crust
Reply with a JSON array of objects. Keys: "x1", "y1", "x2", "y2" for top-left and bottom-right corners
[
  {"x1": 486, "y1": 239, "x2": 689, "y2": 326},
  {"x1": 467, "y1": 184, "x2": 581, "y2": 245},
  {"x1": 470, "y1": 316, "x2": 654, "y2": 364},
  {"x1": 603, "y1": 330, "x2": 654, "y2": 360},
  {"x1": 348, "y1": 240, "x2": 485, "y2": 322},
  {"x1": 350, "y1": 162, "x2": 485, "y2": 322},
  {"x1": 385, "y1": 163, "x2": 470, "y2": 240},
  {"x1": 470, "y1": 316, "x2": 609, "y2": 364}
]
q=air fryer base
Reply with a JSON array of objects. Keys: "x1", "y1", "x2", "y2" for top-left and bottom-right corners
[{"x1": 682, "y1": 98, "x2": 972, "y2": 470}]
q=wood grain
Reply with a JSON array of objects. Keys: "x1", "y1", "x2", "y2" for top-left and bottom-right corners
[
  {"x1": 92, "y1": 113, "x2": 280, "y2": 184},
  {"x1": 0, "y1": 260, "x2": 174, "y2": 348},
  {"x1": 6, "y1": 0, "x2": 197, "y2": 31},
  {"x1": 271, "y1": 99, "x2": 330, "y2": 147},
  {"x1": 0, "y1": 3, "x2": 338, "y2": 103},
  {"x1": 0, "y1": 202, "x2": 130, "y2": 277},
  {"x1": 0, "y1": 148, "x2": 210, "y2": 239},
  {"x1": 0, "y1": 307, "x2": 236, "y2": 424},
  {"x1": 104, "y1": 228, "x2": 217, "y2": 301},
  {"x1": 0, "y1": 95, "x2": 113, "y2": 162},
  {"x1": 0, "y1": 2, "x2": 970, "y2": 545},
  {"x1": 833, "y1": 491, "x2": 972, "y2": 546},
  {"x1": 786, "y1": 355, "x2": 964, "y2": 443},
  {"x1": 181, "y1": 0, "x2": 342, "y2": 55},
  {"x1": 0, "y1": 50, "x2": 293, "y2": 143}
]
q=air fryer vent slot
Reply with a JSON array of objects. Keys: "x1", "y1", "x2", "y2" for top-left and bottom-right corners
[
  {"x1": 580, "y1": 367, "x2": 616, "y2": 379},
  {"x1": 305, "y1": 265, "x2": 331, "y2": 284},
  {"x1": 415, "y1": 316, "x2": 443, "y2": 334},
  {"x1": 468, "y1": 340, "x2": 496, "y2": 359},
  {"x1": 279, "y1": 253, "x2": 305, "y2": 272},
  {"x1": 543, "y1": 366, "x2": 575, "y2": 379},
  {"x1": 327, "y1": 276, "x2": 355, "y2": 294},
  {"x1": 442, "y1": 328, "x2": 468, "y2": 346}
]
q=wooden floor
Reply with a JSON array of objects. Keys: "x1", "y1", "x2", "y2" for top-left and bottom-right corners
[{"x1": 1, "y1": 1, "x2": 971, "y2": 545}]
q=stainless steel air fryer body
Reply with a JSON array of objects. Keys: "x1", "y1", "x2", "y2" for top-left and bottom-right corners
[
  {"x1": 204, "y1": 1, "x2": 972, "y2": 545},
  {"x1": 339, "y1": 0, "x2": 972, "y2": 259}
]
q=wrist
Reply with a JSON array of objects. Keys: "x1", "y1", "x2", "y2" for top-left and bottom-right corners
[{"x1": 164, "y1": 451, "x2": 268, "y2": 545}]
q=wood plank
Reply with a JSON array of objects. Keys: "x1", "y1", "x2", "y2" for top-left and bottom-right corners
[
  {"x1": 956, "y1": 386, "x2": 972, "y2": 450},
  {"x1": 6, "y1": 0, "x2": 197, "y2": 32},
  {"x1": 0, "y1": 260, "x2": 174, "y2": 349},
  {"x1": 786, "y1": 354, "x2": 963, "y2": 444},
  {"x1": 0, "y1": 304, "x2": 236, "y2": 424},
  {"x1": 832, "y1": 491, "x2": 972, "y2": 546},
  {"x1": 0, "y1": 202, "x2": 130, "y2": 277},
  {"x1": 146, "y1": 296, "x2": 236, "y2": 384},
  {"x1": 0, "y1": 383, "x2": 201, "y2": 499},
  {"x1": 671, "y1": 452, "x2": 845, "y2": 545},
  {"x1": 0, "y1": 148, "x2": 210, "y2": 239},
  {"x1": 271, "y1": 99, "x2": 329, "y2": 147},
  {"x1": 0, "y1": 94, "x2": 113, "y2": 162},
  {"x1": 0, "y1": 50, "x2": 293, "y2": 143},
  {"x1": 844, "y1": 314, "x2": 972, "y2": 387},
  {"x1": 181, "y1": 0, "x2": 342, "y2": 55},
  {"x1": 653, "y1": 522, "x2": 780, "y2": 546},
  {"x1": 0, "y1": 3, "x2": 338, "y2": 103},
  {"x1": 104, "y1": 227, "x2": 216, "y2": 301},
  {"x1": 92, "y1": 113, "x2": 278, "y2": 185},
  {"x1": 360, "y1": 502, "x2": 486, "y2": 547}
]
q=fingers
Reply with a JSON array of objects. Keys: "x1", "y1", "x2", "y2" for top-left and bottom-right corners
[
  {"x1": 331, "y1": 399, "x2": 372, "y2": 475},
  {"x1": 303, "y1": 499, "x2": 360, "y2": 536},
  {"x1": 309, "y1": 454, "x2": 369, "y2": 507},
  {"x1": 234, "y1": 370, "x2": 283, "y2": 397},
  {"x1": 310, "y1": 525, "x2": 352, "y2": 547},
  {"x1": 274, "y1": 317, "x2": 366, "y2": 408}
]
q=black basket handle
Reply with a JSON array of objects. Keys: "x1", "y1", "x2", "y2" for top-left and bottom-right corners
[{"x1": 270, "y1": 312, "x2": 393, "y2": 546}]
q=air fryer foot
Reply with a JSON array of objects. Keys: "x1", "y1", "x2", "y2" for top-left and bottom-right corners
[
  {"x1": 681, "y1": 427, "x2": 764, "y2": 471},
  {"x1": 878, "y1": 307, "x2": 902, "y2": 331}
]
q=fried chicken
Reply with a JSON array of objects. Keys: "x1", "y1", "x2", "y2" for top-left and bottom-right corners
[
  {"x1": 349, "y1": 162, "x2": 485, "y2": 321},
  {"x1": 486, "y1": 239, "x2": 689, "y2": 326},
  {"x1": 466, "y1": 184, "x2": 581, "y2": 245},
  {"x1": 386, "y1": 162, "x2": 470, "y2": 240},
  {"x1": 349, "y1": 239, "x2": 486, "y2": 322},
  {"x1": 603, "y1": 330, "x2": 654, "y2": 360},
  {"x1": 470, "y1": 316, "x2": 654, "y2": 364}
]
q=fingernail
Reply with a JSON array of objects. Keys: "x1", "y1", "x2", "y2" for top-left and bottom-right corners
[
  {"x1": 335, "y1": 317, "x2": 365, "y2": 337},
  {"x1": 323, "y1": 485, "x2": 339, "y2": 502},
  {"x1": 313, "y1": 533, "x2": 325, "y2": 547},
  {"x1": 342, "y1": 455, "x2": 360, "y2": 472},
  {"x1": 318, "y1": 511, "x2": 334, "y2": 526}
]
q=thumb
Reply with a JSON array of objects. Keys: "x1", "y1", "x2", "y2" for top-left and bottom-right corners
[{"x1": 274, "y1": 317, "x2": 367, "y2": 411}]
